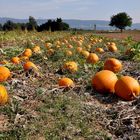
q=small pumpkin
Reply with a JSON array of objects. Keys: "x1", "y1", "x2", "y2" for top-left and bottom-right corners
[
  {"x1": 104, "y1": 58, "x2": 122, "y2": 73},
  {"x1": 32, "y1": 46, "x2": 41, "y2": 53},
  {"x1": 23, "y1": 61, "x2": 38, "y2": 71},
  {"x1": 87, "y1": 53, "x2": 99, "y2": 64},
  {"x1": 96, "y1": 48, "x2": 104, "y2": 53},
  {"x1": 19, "y1": 56, "x2": 29, "y2": 61},
  {"x1": 115, "y1": 76, "x2": 140, "y2": 101},
  {"x1": 76, "y1": 47, "x2": 82, "y2": 53},
  {"x1": 45, "y1": 43, "x2": 52, "y2": 49},
  {"x1": 125, "y1": 48, "x2": 134, "y2": 55},
  {"x1": 58, "y1": 77, "x2": 74, "y2": 87},
  {"x1": 81, "y1": 50, "x2": 90, "y2": 58},
  {"x1": 92, "y1": 70, "x2": 118, "y2": 93},
  {"x1": 67, "y1": 44, "x2": 73, "y2": 49},
  {"x1": 11, "y1": 57, "x2": 20, "y2": 64},
  {"x1": 23, "y1": 49, "x2": 32, "y2": 57},
  {"x1": 0, "y1": 66, "x2": 11, "y2": 82},
  {"x1": 66, "y1": 50, "x2": 72, "y2": 56},
  {"x1": 108, "y1": 45, "x2": 118, "y2": 52},
  {"x1": 77, "y1": 41, "x2": 83, "y2": 47},
  {"x1": 0, "y1": 85, "x2": 8, "y2": 105},
  {"x1": 48, "y1": 49, "x2": 55, "y2": 55},
  {"x1": 0, "y1": 60, "x2": 9, "y2": 65},
  {"x1": 63, "y1": 61, "x2": 78, "y2": 73}
]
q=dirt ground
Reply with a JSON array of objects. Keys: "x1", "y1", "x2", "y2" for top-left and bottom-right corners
[{"x1": 97, "y1": 30, "x2": 140, "y2": 42}]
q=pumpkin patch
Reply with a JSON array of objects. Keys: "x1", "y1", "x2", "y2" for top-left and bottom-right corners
[{"x1": 0, "y1": 31, "x2": 140, "y2": 139}]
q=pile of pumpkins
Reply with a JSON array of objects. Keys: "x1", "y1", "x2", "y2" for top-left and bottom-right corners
[{"x1": 59, "y1": 58, "x2": 140, "y2": 101}]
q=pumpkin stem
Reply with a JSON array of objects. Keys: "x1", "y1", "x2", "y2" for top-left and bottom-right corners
[{"x1": 132, "y1": 92, "x2": 138, "y2": 99}]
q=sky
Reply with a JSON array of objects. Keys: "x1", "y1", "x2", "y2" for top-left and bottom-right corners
[{"x1": 0, "y1": 0, "x2": 140, "y2": 23}]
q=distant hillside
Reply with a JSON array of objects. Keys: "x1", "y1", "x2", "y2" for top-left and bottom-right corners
[{"x1": 0, "y1": 17, "x2": 140, "y2": 30}]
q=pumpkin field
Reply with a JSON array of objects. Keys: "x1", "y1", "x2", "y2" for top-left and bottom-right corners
[{"x1": 0, "y1": 30, "x2": 140, "y2": 139}]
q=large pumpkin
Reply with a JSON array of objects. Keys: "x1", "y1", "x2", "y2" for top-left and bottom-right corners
[
  {"x1": 115, "y1": 76, "x2": 140, "y2": 101},
  {"x1": 104, "y1": 58, "x2": 122, "y2": 73},
  {"x1": 58, "y1": 77, "x2": 74, "y2": 87},
  {"x1": 92, "y1": 70, "x2": 118, "y2": 93},
  {"x1": 0, "y1": 85, "x2": 8, "y2": 105},
  {"x1": 23, "y1": 61, "x2": 37, "y2": 71},
  {"x1": 63, "y1": 61, "x2": 78, "y2": 73},
  {"x1": 87, "y1": 53, "x2": 99, "y2": 64},
  {"x1": 0, "y1": 66, "x2": 11, "y2": 82}
]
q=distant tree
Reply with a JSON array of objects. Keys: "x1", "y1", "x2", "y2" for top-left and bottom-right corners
[
  {"x1": 62, "y1": 22, "x2": 69, "y2": 30},
  {"x1": 27, "y1": 16, "x2": 38, "y2": 31},
  {"x1": 3, "y1": 20, "x2": 16, "y2": 31},
  {"x1": 0, "y1": 23, "x2": 2, "y2": 31},
  {"x1": 19, "y1": 23, "x2": 27, "y2": 31},
  {"x1": 37, "y1": 18, "x2": 69, "y2": 32},
  {"x1": 109, "y1": 12, "x2": 132, "y2": 32}
]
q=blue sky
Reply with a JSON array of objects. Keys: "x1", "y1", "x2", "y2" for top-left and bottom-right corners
[{"x1": 0, "y1": 0, "x2": 140, "y2": 22}]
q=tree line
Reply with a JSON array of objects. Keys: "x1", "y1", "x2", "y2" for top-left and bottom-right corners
[
  {"x1": 0, "y1": 16, "x2": 69, "y2": 32},
  {"x1": 0, "y1": 12, "x2": 133, "y2": 32}
]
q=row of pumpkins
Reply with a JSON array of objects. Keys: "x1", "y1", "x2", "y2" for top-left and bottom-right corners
[{"x1": 0, "y1": 37, "x2": 139, "y2": 105}]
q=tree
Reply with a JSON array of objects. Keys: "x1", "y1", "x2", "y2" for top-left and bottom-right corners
[
  {"x1": 27, "y1": 16, "x2": 38, "y2": 31},
  {"x1": 0, "y1": 23, "x2": 2, "y2": 31},
  {"x1": 37, "y1": 18, "x2": 69, "y2": 32},
  {"x1": 3, "y1": 20, "x2": 16, "y2": 31},
  {"x1": 109, "y1": 12, "x2": 132, "y2": 32}
]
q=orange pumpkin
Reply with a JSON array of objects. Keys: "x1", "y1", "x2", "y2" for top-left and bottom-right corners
[
  {"x1": 66, "y1": 50, "x2": 72, "y2": 56},
  {"x1": 0, "y1": 60, "x2": 9, "y2": 65},
  {"x1": 56, "y1": 45, "x2": 61, "y2": 49},
  {"x1": 0, "y1": 66, "x2": 11, "y2": 82},
  {"x1": 76, "y1": 47, "x2": 82, "y2": 53},
  {"x1": 77, "y1": 41, "x2": 82, "y2": 47},
  {"x1": 92, "y1": 70, "x2": 118, "y2": 93},
  {"x1": 87, "y1": 53, "x2": 99, "y2": 64},
  {"x1": 23, "y1": 49, "x2": 32, "y2": 57},
  {"x1": 96, "y1": 48, "x2": 104, "y2": 53},
  {"x1": 19, "y1": 56, "x2": 29, "y2": 61},
  {"x1": 87, "y1": 45, "x2": 91, "y2": 49},
  {"x1": 63, "y1": 61, "x2": 78, "y2": 73},
  {"x1": 104, "y1": 58, "x2": 122, "y2": 73},
  {"x1": 11, "y1": 57, "x2": 20, "y2": 64},
  {"x1": 32, "y1": 46, "x2": 41, "y2": 53},
  {"x1": 58, "y1": 77, "x2": 74, "y2": 87},
  {"x1": 23, "y1": 61, "x2": 37, "y2": 71},
  {"x1": 81, "y1": 50, "x2": 90, "y2": 58},
  {"x1": 115, "y1": 76, "x2": 140, "y2": 101},
  {"x1": 67, "y1": 44, "x2": 73, "y2": 49},
  {"x1": 125, "y1": 48, "x2": 134, "y2": 55},
  {"x1": 108, "y1": 45, "x2": 118, "y2": 52},
  {"x1": 45, "y1": 43, "x2": 52, "y2": 49},
  {"x1": 48, "y1": 49, "x2": 54, "y2": 55},
  {"x1": 0, "y1": 85, "x2": 8, "y2": 105}
]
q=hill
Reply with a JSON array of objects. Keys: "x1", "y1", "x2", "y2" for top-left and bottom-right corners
[{"x1": 0, "y1": 17, "x2": 140, "y2": 30}]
